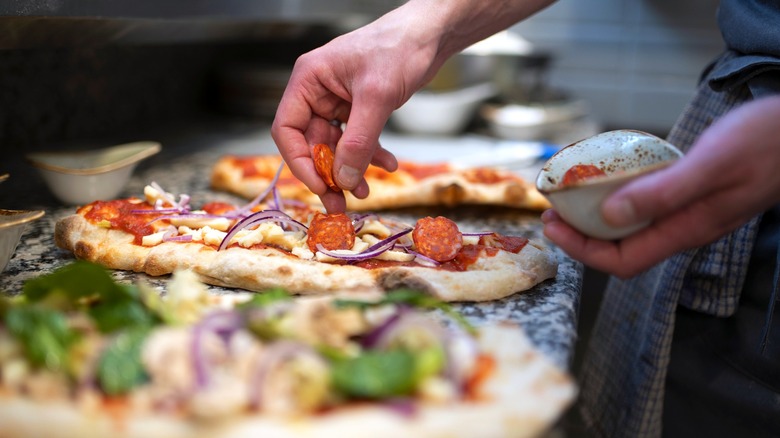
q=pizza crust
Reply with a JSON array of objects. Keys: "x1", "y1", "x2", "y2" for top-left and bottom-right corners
[
  {"x1": 210, "y1": 156, "x2": 551, "y2": 211},
  {"x1": 0, "y1": 325, "x2": 575, "y2": 438},
  {"x1": 55, "y1": 214, "x2": 558, "y2": 302},
  {"x1": 343, "y1": 173, "x2": 551, "y2": 211}
]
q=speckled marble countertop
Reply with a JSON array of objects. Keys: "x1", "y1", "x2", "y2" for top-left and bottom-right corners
[{"x1": 0, "y1": 120, "x2": 583, "y2": 370}]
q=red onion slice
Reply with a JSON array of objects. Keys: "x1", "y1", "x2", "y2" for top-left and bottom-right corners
[
  {"x1": 150, "y1": 181, "x2": 190, "y2": 212},
  {"x1": 230, "y1": 163, "x2": 284, "y2": 217},
  {"x1": 360, "y1": 307, "x2": 408, "y2": 348},
  {"x1": 350, "y1": 213, "x2": 379, "y2": 233},
  {"x1": 218, "y1": 209, "x2": 308, "y2": 251},
  {"x1": 248, "y1": 340, "x2": 319, "y2": 409},
  {"x1": 163, "y1": 234, "x2": 193, "y2": 242},
  {"x1": 315, "y1": 228, "x2": 412, "y2": 262},
  {"x1": 190, "y1": 310, "x2": 244, "y2": 388},
  {"x1": 149, "y1": 212, "x2": 227, "y2": 223},
  {"x1": 381, "y1": 397, "x2": 418, "y2": 417},
  {"x1": 367, "y1": 310, "x2": 476, "y2": 390},
  {"x1": 404, "y1": 249, "x2": 441, "y2": 267}
]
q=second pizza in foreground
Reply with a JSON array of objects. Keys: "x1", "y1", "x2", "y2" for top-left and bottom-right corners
[
  {"x1": 0, "y1": 263, "x2": 576, "y2": 438},
  {"x1": 54, "y1": 181, "x2": 558, "y2": 302}
]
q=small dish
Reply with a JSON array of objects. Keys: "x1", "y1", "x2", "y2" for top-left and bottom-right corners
[
  {"x1": 26, "y1": 141, "x2": 161, "y2": 205},
  {"x1": 0, "y1": 209, "x2": 45, "y2": 272},
  {"x1": 536, "y1": 130, "x2": 683, "y2": 240},
  {"x1": 481, "y1": 100, "x2": 589, "y2": 141},
  {"x1": 391, "y1": 83, "x2": 496, "y2": 135}
]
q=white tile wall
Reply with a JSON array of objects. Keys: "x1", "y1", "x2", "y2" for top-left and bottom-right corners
[{"x1": 510, "y1": 0, "x2": 724, "y2": 134}]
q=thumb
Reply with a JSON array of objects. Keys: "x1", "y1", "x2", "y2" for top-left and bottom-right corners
[
  {"x1": 600, "y1": 157, "x2": 712, "y2": 227},
  {"x1": 333, "y1": 97, "x2": 395, "y2": 191}
]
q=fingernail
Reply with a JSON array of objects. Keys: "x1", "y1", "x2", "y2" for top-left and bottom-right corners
[
  {"x1": 337, "y1": 165, "x2": 360, "y2": 189},
  {"x1": 603, "y1": 198, "x2": 637, "y2": 227}
]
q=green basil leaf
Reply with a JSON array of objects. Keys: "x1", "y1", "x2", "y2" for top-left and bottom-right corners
[
  {"x1": 237, "y1": 288, "x2": 292, "y2": 309},
  {"x1": 331, "y1": 349, "x2": 417, "y2": 399},
  {"x1": 335, "y1": 289, "x2": 476, "y2": 334},
  {"x1": 97, "y1": 327, "x2": 149, "y2": 396},
  {"x1": 23, "y1": 261, "x2": 130, "y2": 305},
  {"x1": 4, "y1": 306, "x2": 79, "y2": 371},
  {"x1": 22, "y1": 262, "x2": 159, "y2": 334},
  {"x1": 88, "y1": 298, "x2": 157, "y2": 333}
]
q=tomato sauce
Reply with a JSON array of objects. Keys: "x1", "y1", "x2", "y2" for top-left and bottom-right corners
[
  {"x1": 81, "y1": 199, "x2": 166, "y2": 245},
  {"x1": 561, "y1": 164, "x2": 606, "y2": 186},
  {"x1": 397, "y1": 162, "x2": 451, "y2": 180},
  {"x1": 230, "y1": 156, "x2": 300, "y2": 186},
  {"x1": 356, "y1": 233, "x2": 527, "y2": 272},
  {"x1": 201, "y1": 202, "x2": 236, "y2": 215},
  {"x1": 462, "y1": 168, "x2": 517, "y2": 184},
  {"x1": 353, "y1": 259, "x2": 416, "y2": 269}
]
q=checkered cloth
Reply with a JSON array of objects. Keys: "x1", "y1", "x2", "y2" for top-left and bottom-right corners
[{"x1": 577, "y1": 51, "x2": 764, "y2": 437}]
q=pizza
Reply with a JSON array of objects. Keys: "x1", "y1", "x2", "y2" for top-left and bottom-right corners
[
  {"x1": 210, "y1": 150, "x2": 551, "y2": 211},
  {"x1": 0, "y1": 262, "x2": 576, "y2": 438},
  {"x1": 54, "y1": 180, "x2": 558, "y2": 302}
]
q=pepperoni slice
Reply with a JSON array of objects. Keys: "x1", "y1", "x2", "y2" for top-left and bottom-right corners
[
  {"x1": 412, "y1": 216, "x2": 463, "y2": 262},
  {"x1": 561, "y1": 164, "x2": 606, "y2": 187},
  {"x1": 307, "y1": 212, "x2": 355, "y2": 252},
  {"x1": 312, "y1": 143, "x2": 341, "y2": 192}
]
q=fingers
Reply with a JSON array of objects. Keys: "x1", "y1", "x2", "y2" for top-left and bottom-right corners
[
  {"x1": 272, "y1": 83, "x2": 331, "y2": 197},
  {"x1": 370, "y1": 145, "x2": 399, "y2": 172},
  {"x1": 600, "y1": 153, "x2": 723, "y2": 228},
  {"x1": 542, "y1": 208, "x2": 692, "y2": 278},
  {"x1": 333, "y1": 93, "x2": 397, "y2": 191},
  {"x1": 319, "y1": 190, "x2": 347, "y2": 214}
]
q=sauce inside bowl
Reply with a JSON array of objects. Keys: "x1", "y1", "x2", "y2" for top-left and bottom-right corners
[{"x1": 560, "y1": 164, "x2": 607, "y2": 187}]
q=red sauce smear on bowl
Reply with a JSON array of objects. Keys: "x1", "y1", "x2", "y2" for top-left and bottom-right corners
[{"x1": 561, "y1": 164, "x2": 607, "y2": 187}]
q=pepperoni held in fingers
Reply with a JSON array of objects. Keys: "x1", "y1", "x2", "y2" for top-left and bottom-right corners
[
  {"x1": 307, "y1": 212, "x2": 356, "y2": 252},
  {"x1": 412, "y1": 216, "x2": 463, "y2": 262},
  {"x1": 312, "y1": 143, "x2": 341, "y2": 192}
]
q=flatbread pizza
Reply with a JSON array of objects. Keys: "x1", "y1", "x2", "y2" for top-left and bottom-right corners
[
  {"x1": 54, "y1": 179, "x2": 558, "y2": 302},
  {"x1": 210, "y1": 150, "x2": 550, "y2": 211},
  {"x1": 0, "y1": 263, "x2": 576, "y2": 438}
]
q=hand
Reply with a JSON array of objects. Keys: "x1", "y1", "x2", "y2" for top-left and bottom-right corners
[
  {"x1": 271, "y1": 0, "x2": 555, "y2": 212},
  {"x1": 542, "y1": 95, "x2": 780, "y2": 278},
  {"x1": 271, "y1": 4, "x2": 447, "y2": 212}
]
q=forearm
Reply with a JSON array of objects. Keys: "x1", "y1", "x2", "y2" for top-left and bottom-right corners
[{"x1": 395, "y1": 0, "x2": 556, "y2": 62}]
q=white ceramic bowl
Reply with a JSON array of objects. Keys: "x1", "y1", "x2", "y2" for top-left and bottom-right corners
[
  {"x1": 0, "y1": 209, "x2": 45, "y2": 272},
  {"x1": 27, "y1": 141, "x2": 161, "y2": 205},
  {"x1": 481, "y1": 100, "x2": 589, "y2": 141},
  {"x1": 391, "y1": 83, "x2": 496, "y2": 135},
  {"x1": 536, "y1": 130, "x2": 683, "y2": 240}
]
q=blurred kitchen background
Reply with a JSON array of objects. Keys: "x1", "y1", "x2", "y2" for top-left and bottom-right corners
[
  {"x1": 0, "y1": 0, "x2": 723, "y2": 148},
  {"x1": 0, "y1": 0, "x2": 723, "y2": 435}
]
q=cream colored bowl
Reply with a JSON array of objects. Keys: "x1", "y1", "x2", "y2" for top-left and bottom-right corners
[
  {"x1": 27, "y1": 141, "x2": 161, "y2": 205},
  {"x1": 391, "y1": 83, "x2": 496, "y2": 135},
  {"x1": 536, "y1": 130, "x2": 683, "y2": 240},
  {"x1": 0, "y1": 209, "x2": 45, "y2": 272}
]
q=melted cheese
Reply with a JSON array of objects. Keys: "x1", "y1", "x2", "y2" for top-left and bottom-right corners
[
  {"x1": 463, "y1": 235, "x2": 480, "y2": 246},
  {"x1": 169, "y1": 214, "x2": 233, "y2": 231},
  {"x1": 145, "y1": 210, "x2": 419, "y2": 265},
  {"x1": 142, "y1": 230, "x2": 168, "y2": 246}
]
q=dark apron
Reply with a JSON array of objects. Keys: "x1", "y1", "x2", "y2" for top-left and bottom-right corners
[{"x1": 663, "y1": 204, "x2": 780, "y2": 437}]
